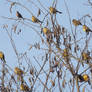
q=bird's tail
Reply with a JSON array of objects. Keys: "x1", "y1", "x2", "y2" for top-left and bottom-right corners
[
  {"x1": 57, "y1": 11, "x2": 62, "y2": 14},
  {"x1": 38, "y1": 19, "x2": 43, "y2": 24},
  {"x1": 89, "y1": 29, "x2": 92, "y2": 32}
]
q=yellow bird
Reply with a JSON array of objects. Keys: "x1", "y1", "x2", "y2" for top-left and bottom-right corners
[
  {"x1": 0, "y1": 51, "x2": 6, "y2": 63},
  {"x1": 20, "y1": 84, "x2": 29, "y2": 91},
  {"x1": 72, "y1": 19, "x2": 82, "y2": 26},
  {"x1": 83, "y1": 25, "x2": 92, "y2": 33},
  {"x1": 82, "y1": 52, "x2": 89, "y2": 61},
  {"x1": 78, "y1": 74, "x2": 89, "y2": 82},
  {"x1": 32, "y1": 16, "x2": 42, "y2": 23},
  {"x1": 43, "y1": 27, "x2": 50, "y2": 34},
  {"x1": 14, "y1": 67, "x2": 24, "y2": 76},
  {"x1": 62, "y1": 48, "x2": 68, "y2": 58},
  {"x1": 49, "y1": 7, "x2": 62, "y2": 14},
  {"x1": 82, "y1": 74, "x2": 89, "y2": 82}
]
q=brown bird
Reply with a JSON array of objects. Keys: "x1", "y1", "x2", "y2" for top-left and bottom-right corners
[
  {"x1": 72, "y1": 19, "x2": 82, "y2": 26},
  {"x1": 16, "y1": 11, "x2": 23, "y2": 19},
  {"x1": 20, "y1": 84, "x2": 29, "y2": 91},
  {"x1": 49, "y1": 7, "x2": 62, "y2": 14}
]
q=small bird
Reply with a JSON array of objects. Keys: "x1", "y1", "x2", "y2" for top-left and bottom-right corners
[
  {"x1": 83, "y1": 25, "x2": 92, "y2": 33},
  {"x1": 16, "y1": 11, "x2": 23, "y2": 19},
  {"x1": 49, "y1": 7, "x2": 62, "y2": 14},
  {"x1": 31, "y1": 16, "x2": 42, "y2": 23},
  {"x1": 43, "y1": 27, "x2": 50, "y2": 35},
  {"x1": 14, "y1": 67, "x2": 24, "y2": 76},
  {"x1": 20, "y1": 84, "x2": 29, "y2": 91},
  {"x1": 78, "y1": 74, "x2": 90, "y2": 84},
  {"x1": 82, "y1": 52, "x2": 90, "y2": 62},
  {"x1": 82, "y1": 74, "x2": 89, "y2": 82},
  {"x1": 72, "y1": 19, "x2": 82, "y2": 26},
  {"x1": 62, "y1": 48, "x2": 69, "y2": 58},
  {"x1": 0, "y1": 51, "x2": 6, "y2": 63}
]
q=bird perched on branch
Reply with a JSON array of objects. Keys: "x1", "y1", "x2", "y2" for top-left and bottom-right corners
[
  {"x1": 14, "y1": 67, "x2": 24, "y2": 76},
  {"x1": 82, "y1": 52, "x2": 91, "y2": 62},
  {"x1": 49, "y1": 7, "x2": 62, "y2": 14},
  {"x1": 43, "y1": 27, "x2": 50, "y2": 35},
  {"x1": 62, "y1": 48, "x2": 69, "y2": 58},
  {"x1": 83, "y1": 25, "x2": 92, "y2": 33},
  {"x1": 72, "y1": 19, "x2": 82, "y2": 26},
  {"x1": 20, "y1": 84, "x2": 29, "y2": 91},
  {"x1": 16, "y1": 11, "x2": 23, "y2": 19},
  {"x1": 31, "y1": 16, "x2": 42, "y2": 23},
  {"x1": 0, "y1": 51, "x2": 6, "y2": 63},
  {"x1": 78, "y1": 74, "x2": 90, "y2": 84},
  {"x1": 82, "y1": 74, "x2": 89, "y2": 82}
]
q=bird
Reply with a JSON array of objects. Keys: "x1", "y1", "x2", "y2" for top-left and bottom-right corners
[
  {"x1": 83, "y1": 25, "x2": 92, "y2": 33},
  {"x1": 82, "y1": 74, "x2": 89, "y2": 82},
  {"x1": 82, "y1": 52, "x2": 88, "y2": 60},
  {"x1": 16, "y1": 11, "x2": 23, "y2": 19},
  {"x1": 0, "y1": 51, "x2": 6, "y2": 63},
  {"x1": 20, "y1": 84, "x2": 29, "y2": 91},
  {"x1": 43, "y1": 27, "x2": 50, "y2": 35},
  {"x1": 31, "y1": 16, "x2": 42, "y2": 23},
  {"x1": 82, "y1": 52, "x2": 90, "y2": 62},
  {"x1": 14, "y1": 67, "x2": 24, "y2": 76},
  {"x1": 49, "y1": 7, "x2": 62, "y2": 14},
  {"x1": 78, "y1": 74, "x2": 90, "y2": 84},
  {"x1": 62, "y1": 48, "x2": 68, "y2": 58},
  {"x1": 72, "y1": 19, "x2": 82, "y2": 26}
]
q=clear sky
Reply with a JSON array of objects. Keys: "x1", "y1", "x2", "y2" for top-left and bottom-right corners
[
  {"x1": 0, "y1": 0, "x2": 91, "y2": 65},
  {"x1": 0, "y1": 0, "x2": 92, "y2": 91}
]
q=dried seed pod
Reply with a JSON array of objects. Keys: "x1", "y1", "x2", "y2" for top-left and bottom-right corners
[
  {"x1": 51, "y1": 80, "x2": 55, "y2": 87},
  {"x1": 50, "y1": 67, "x2": 54, "y2": 73},
  {"x1": 53, "y1": 62, "x2": 59, "y2": 68},
  {"x1": 30, "y1": 68, "x2": 34, "y2": 75}
]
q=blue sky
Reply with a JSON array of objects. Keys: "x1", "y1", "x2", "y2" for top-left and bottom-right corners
[
  {"x1": 0, "y1": 0, "x2": 91, "y2": 67},
  {"x1": 0, "y1": 0, "x2": 92, "y2": 91}
]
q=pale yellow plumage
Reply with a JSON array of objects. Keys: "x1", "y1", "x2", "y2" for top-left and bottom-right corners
[
  {"x1": 82, "y1": 74, "x2": 89, "y2": 82},
  {"x1": 83, "y1": 25, "x2": 92, "y2": 32},
  {"x1": 43, "y1": 27, "x2": 50, "y2": 34},
  {"x1": 32, "y1": 16, "x2": 42, "y2": 23},
  {"x1": 49, "y1": 7, "x2": 62, "y2": 14},
  {"x1": 62, "y1": 48, "x2": 68, "y2": 57},
  {"x1": 0, "y1": 51, "x2": 6, "y2": 63}
]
